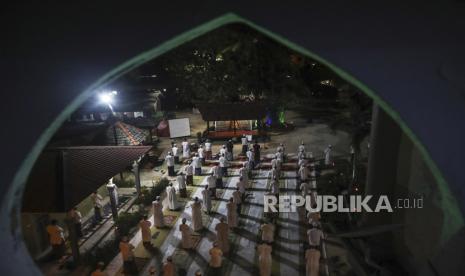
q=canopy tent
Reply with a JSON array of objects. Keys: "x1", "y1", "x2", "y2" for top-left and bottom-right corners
[
  {"x1": 22, "y1": 146, "x2": 151, "y2": 212},
  {"x1": 196, "y1": 102, "x2": 267, "y2": 138}
]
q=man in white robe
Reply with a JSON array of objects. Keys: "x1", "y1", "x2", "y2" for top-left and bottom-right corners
[
  {"x1": 232, "y1": 187, "x2": 242, "y2": 214},
  {"x1": 201, "y1": 185, "x2": 212, "y2": 213},
  {"x1": 166, "y1": 183, "x2": 178, "y2": 210},
  {"x1": 300, "y1": 182, "x2": 311, "y2": 197},
  {"x1": 298, "y1": 164, "x2": 309, "y2": 183},
  {"x1": 198, "y1": 145, "x2": 205, "y2": 165},
  {"x1": 246, "y1": 148, "x2": 254, "y2": 169},
  {"x1": 206, "y1": 174, "x2": 216, "y2": 198},
  {"x1": 191, "y1": 197, "x2": 203, "y2": 231},
  {"x1": 139, "y1": 215, "x2": 152, "y2": 249},
  {"x1": 324, "y1": 145, "x2": 332, "y2": 166},
  {"x1": 192, "y1": 154, "x2": 202, "y2": 176},
  {"x1": 261, "y1": 223, "x2": 275, "y2": 243},
  {"x1": 215, "y1": 217, "x2": 230, "y2": 254},
  {"x1": 241, "y1": 134, "x2": 248, "y2": 155},
  {"x1": 152, "y1": 196, "x2": 165, "y2": 228},
  {"x1": 177, "y1": 173, "x2": 187, "y2": 197},
  {"x1": 165, "y1": 152, "x2": 175, "y2": 176},
  {"x1": 298, "y1": 141, "x2": 306, "y2": 155},
  {"x1": 226, "y1": 198, "x2": 238, "y2": 228},
  {"x1": 270, "y1": 177, "x2": 280, "y2": 196},
  {"x1": 257, "y1": 242, "x2": 272, "y2": 276},
  {"x1": 184, "y1": 161, "x2": 194, "y2": 185},
  {"x1": 205, "y1": 139, "x2": 212, "y2": 160},
  {"x1": 182, "y1": 138, "x2": 190, "y2": 159},
  {"x1": 219, "y1": 154, "x2": 228, "y2": 177},
  {"x1": 306, "y1": 224, "x2": 325, "y2": 276},
  {"x1": 172, "y1": 144, "x2": 180, "y2": 164},
  {"x1": 212, "y1": 164, "x2": 223, "y2": 188},
  {"x1": 179, "y1": 218, "x2": 193, "y2": 249}
]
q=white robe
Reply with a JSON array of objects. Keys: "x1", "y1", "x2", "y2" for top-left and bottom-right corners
[
  {"x1": 237, "y1": 179, "x2": 246, "y2": 194},
  {"x1": 177, "y1": 175, "x2": 186, "y2": 190},
  {"x1": 324, "y1": 147, "x2": 332, "y2": 165},
  {"x1": 226, "y1": 202, "x2": 238, "y2": 228},
  {"x1": 166, "y1": 186, "x2": 178, "y2": 210},
  {"x1": 215, "y1": 222, "x2": 230, "y2": 253},
  {"x1": 182, "y1": 141, "x2": 190, "y2": 158},
  {"x1": 139, "y1": 220, "x2": 152, "y2": 242},
  {"x1": 201, "y1": 189, "x2": 212, "y2": 212},
  {"x1": 191, "y1": 201, "x2": 203, "y2": 231},
  {"x1": 258, "y1": 243, "x2": 272, "y2": 276},
  {"x1": 270, "y1": 179, "x2": 280, "y2": 194},
  {"x1": 261, "y1": 223, "x2": 275, "y2": 243},
  {"x1": 152, "y1": 200, "x2": 165, "y2": 228},
  {"x1": 179, "y1": 223, "x2": 193, "y2": 249}
]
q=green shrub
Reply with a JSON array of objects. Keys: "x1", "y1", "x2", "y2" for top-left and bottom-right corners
[
  {"x1": 113, "y1": 178, "x2": 135, "y2": 188},
  {"x1": 82, "y1": 239, "x2": 118, "y2": 268},
  {"x1": 135, "y1": 177, "x2": 170, "y2": 206},
  {"x1": 115, "y1": 210, "x2": 144, "y2": 236}
]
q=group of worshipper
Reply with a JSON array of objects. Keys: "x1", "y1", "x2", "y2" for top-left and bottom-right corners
[{"x1": 297, "y1": 142, "x2": 327, "y2": 276}]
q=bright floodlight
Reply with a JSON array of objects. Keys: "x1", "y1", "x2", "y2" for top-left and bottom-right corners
[{"x1": 99, "y1": 93, "x2": 113, "y2": 104}]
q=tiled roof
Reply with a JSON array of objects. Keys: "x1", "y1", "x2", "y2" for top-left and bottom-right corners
[
  {"x1": 22, "y1": 146, "x2": 151, "y2": 212},
  {"x1": 105, "y1": 121, "x2": 149, "y2": 146}
]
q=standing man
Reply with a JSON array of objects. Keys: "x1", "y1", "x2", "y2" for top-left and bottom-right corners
[
  {"x1": 46, "y1": 219, "x2": 65, "y2": 259},
  {"x1": 226, "y1": 139, "x2": 234, "y2": 161},
  {"x1": 152, "y1": 196, "x2": 165, "y2": 228},
  {"x1": 300, "y1": 182, "x2": 312, "y2": 197},
  {"x1": 193, "y1": 153, "x2": 202, "y2": 176},
  {"x1": 191, "y1": 197, "x2": 203, "y2": 232},
  {"x1": 209, "y1": 242, "x2": 223, "y2": 274},
  {"x1": 90, "y1": 262, "x2": 106, "y2": 276},
  {"x1": 205, "y1": 139, "x2": 213, "y2": 160},
  {"x1": 246, "y1": 147, "x2": 255, "y2": 170},
  {"x1": 261, "y1": 222, "x2": 275, "y2": 243},
  {"x1": 166, "y1": 183, "x2": 178, "y2": 211},
  {"x1": 253, "y1": 140, "x2": 261, "y2": 166},
  {"x1": 185, "y1": 161, "x2": 194, "y2": 185},
  {"x1": 232, "y1": 187, "x2": 242, "y2": 214},
  {"x1": 270, "y1": 177, "x2": 280, "y2": 198},
  {"x1": 219, "y1": 154, "x2": 228, "y2": 177},
  {"x1": 162, "y1": 256, "x2": 176, "y2": 276},
  {"x1": 226, "y1": 197, "x2": 238, "y2": 229},
  {"x1": 257, "y1": 242, "x2": 272, "y2": 276},
  {"x1": 306, "y1": 224, "x2": 325, "y2": 276},
  {"x1": 298, "y1": 164, "x2": 309, "y2": 184},
  {"x1": 68, "y1": 207, "x2": 83, "y2": 238},
  {"x1": 298, "y1": 141, "x2": 306, "y2": 155},
  {"x1": 182, "y1": 138, "x2": 190, "y2": 159},
  {"x1": 91, "y1": 192, "x2": 103, "y2": 223},
  {"x1": 198, "y1": 145, "x2": 205, "y2": 165},
  {"x1": 239, "y1": 162, "x2": 249, "y2": 183},
  {"x1": 172, "y1": 143, "x2": 180, "y2": 164},
  {"x1": 139, "y1": 215, "x2": 152, "y2": 249},
  {"x1": 241, "y1": 134, "x2": 248, "y2": 155},
  {"x1": 119, "y1": 236, "x2": 137, "y2": 275},
  {"x1": 212, "y1": 164, "x2": 223, "y2": 189},
  {"x1": 165, "y1": 152, "x2": 175, "y2": 176},
  {"x1": 177, "y1": 173, "x2": 187, "y2": 198},
  {"x1": 206, "y1": 173, "x2": 217, "y2": 199},
  {"x1": 179, "y1": 218, "x2": 193, "y2": 249},
  {"x1": 215, "y1": 217, "x2": 230, "y2": 254},
  {"x1": 201, "y1": 185, "x2": 212, "y2": 214},
  {"x1": 324, "y1": 145, "x2": 332, "y2": 166}
]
